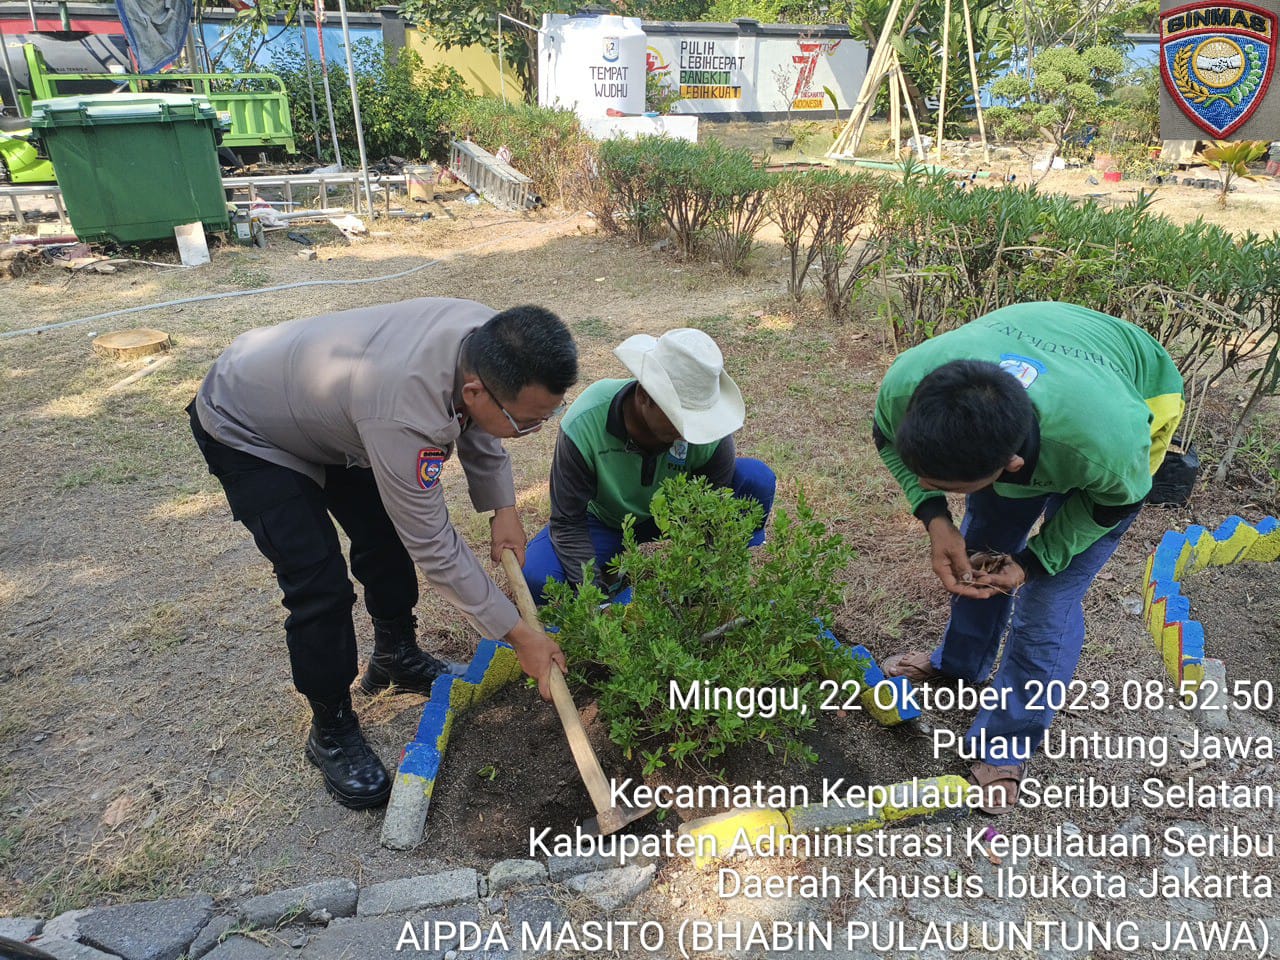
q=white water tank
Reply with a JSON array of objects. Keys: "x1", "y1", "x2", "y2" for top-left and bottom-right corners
[{"x1": 539, "y1": 14, "x2": 646, "y2": 118}]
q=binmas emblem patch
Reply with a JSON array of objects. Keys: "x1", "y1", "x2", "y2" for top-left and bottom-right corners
[
  {"x1": 417, "y1": 447, "x2": 446, "y2": 489},
  {"x1": 1160, "y1": 2, "x2": 1277, "y2": 137}
]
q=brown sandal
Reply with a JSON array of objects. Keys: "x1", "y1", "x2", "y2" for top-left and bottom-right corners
[
  {"x1": 882, "y1": 650, "x2": 947, "y2": 683},
  {"x1": 968, "y1": 761, "x2": 1025, "y2": 815}
]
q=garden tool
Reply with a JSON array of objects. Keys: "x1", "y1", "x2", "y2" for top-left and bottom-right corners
[{"x1": 500, "y1": 549, "x2": 654, "y2": 836}]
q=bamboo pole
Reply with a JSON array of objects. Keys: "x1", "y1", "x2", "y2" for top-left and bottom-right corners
[
  {"x1": 832, "y1": 54, "x2": 889, "y2": 154},
  {"x1": 890, "y1": 63, "x2": 902, "y2": 156},
  {"x1": 935, "y1": 0, "x2": 952, "y2": 161},
  {"x1": 897, "y1": 55, "x2": 924, "y2": 158},
  {"x1": 962, "y1": 0, "x2": 989, "y2": 162},
  {"x1": 830, "y1": 0, "x2": 905, "y2": 156}
]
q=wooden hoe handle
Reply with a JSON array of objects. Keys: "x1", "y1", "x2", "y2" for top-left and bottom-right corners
[{"x1": 499, "y1": 548, "x2": 613, "y2": 814}]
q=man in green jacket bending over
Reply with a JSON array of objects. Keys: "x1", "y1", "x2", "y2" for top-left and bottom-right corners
[{"x1": 873, "y1": 302, "x2": 1184, "y2": 814}]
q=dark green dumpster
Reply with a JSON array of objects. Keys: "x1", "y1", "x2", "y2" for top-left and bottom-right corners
[{"x1": 28, "y1": 94, "x2": 230, "y2": 245}]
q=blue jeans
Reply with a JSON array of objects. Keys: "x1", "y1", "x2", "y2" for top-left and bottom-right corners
[
  {"x1": 930, "y1": 487, "x2": 1138, "y2": 764},
  {"x1": 522, "y1": 457, "x2": 776, "y2": 604}
]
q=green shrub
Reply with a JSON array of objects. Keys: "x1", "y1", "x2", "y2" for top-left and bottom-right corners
[
  {"x1": 597, "y1": 137, "x2": 774, "y2": 267},
  {"x1": 598, "y1": 136, "x2": 670, "y2": 242},
  {"x1": 987, "y1": 45, "x2": 1126, "y2": 162},
  {"x1": 268, "y1": 41, "x2": 469, "y2": 164},
  {"x1": 646, "y1": 70, "x2": 684, "y2": 115},
  {"x1": 542, "y1": 475, "x2": 861, "y2": 774},
  {"x1": 443, "y1": 98, "x2": 598, "y2": 208}
]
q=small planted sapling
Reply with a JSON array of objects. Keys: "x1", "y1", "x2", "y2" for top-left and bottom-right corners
[
  {"x1": 542, "y1": 475, "x2": 864, "y2": 775},
  {"x1": 1194, "y1": 139, "x2": 1269, "y2": 207}
]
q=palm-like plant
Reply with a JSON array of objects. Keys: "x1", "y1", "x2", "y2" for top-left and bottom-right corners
[{"x1": 1194, "y1": 140, "x2": 1269, "y2": 207}]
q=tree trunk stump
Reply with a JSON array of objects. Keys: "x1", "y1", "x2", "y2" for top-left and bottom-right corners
[{"x1": 92, "y1": 329, "x2": 172, "y2": 360}]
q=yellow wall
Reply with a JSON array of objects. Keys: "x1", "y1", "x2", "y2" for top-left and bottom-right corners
[{"x1": 406, "y1": 27, "x2": 525, "y2": 99}]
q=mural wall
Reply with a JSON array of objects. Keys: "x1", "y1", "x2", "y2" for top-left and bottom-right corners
[{"x1": 643, "y1": 19, "x2": 867, "y2": 120}]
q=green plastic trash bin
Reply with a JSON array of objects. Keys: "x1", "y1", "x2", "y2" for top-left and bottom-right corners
[{"x1": 29, "y1": 94, "x2": 230, "y2": 245}]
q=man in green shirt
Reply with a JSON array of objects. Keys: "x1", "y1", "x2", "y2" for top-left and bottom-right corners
[
  {"x1": 522, "y1": 328, "x2": 775, "y2": 602},
  {"x1": 873, "y1": 302, "x2": 1184, "y2": 814}
]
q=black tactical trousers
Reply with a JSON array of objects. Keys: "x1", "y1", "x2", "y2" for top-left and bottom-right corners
[{"x1": 188, "y1": 402, "x2": 418, "y2": 702}]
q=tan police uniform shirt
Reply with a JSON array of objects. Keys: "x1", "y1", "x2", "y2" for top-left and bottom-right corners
[{"x1": 195, "y1": 297, "x2": 521, "y2": 639}]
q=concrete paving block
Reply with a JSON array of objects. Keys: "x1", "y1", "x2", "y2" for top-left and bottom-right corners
[
  {"x1": 845, "y1": 645, "x2": 884, "y2": 685},
  {"x1": 1146, "y1": 592, "x2": 1169, "y2": 640},
  {"x1": 505, "y1": 888, "x2": 568, "y2": 958},
  {"x1": 0, "y1": 917, "x2": 44, "y2": 939},
  {"x1": 562, "y1": 864, "x2": 655, "y2": 912},
  {"x1": 1166, "y1": 593, "x2": 1191, "y2": 623},
  {"x1": 189, "y1": 915, "x2": 237, "y2": 960},
  {"x1": 76, "y1": 895, "x2": 214, "y2": 960},
  {"x1": 302, "y1": 903, "x2": 481, "y2": 960},
  {"x1": 1157, "y1": 616, "x2": 1182, "y2": 684},
  {"x1": 42, "y1": 910, "x2": 91, "y2": 942},
  {"x1": 201, "y1": 935, "x2": 288, "y2": 960},
  {"x1": 238, "y1": 880, "x2": 357, "y2": 929},
  {"x1": 472, "y1": 643, "x2": 522, "y2": 703},
  {"x1": 487, "y1": 860, "x2": 547, "y2": 895},
  {"x1": 1207, "y1": 516, "x2": 1252, "y2": 565},
  {"x1": 381, "y1": 693, "x2": 455, "y2": 851},
  {"x1": 1192, "y1": 659, "x2": 1231, "y2": 731},
  {"x1": 545, "y1": 849, "x2": 652, "y2": 883},
  {"x1": 30, "y1": 939, "x2": 120, "y2": 960},
  {"x1": 1242, "y1": 517, "x2": 1280, "y2": 562},
  {"x1": 381, "y1": 755, "x2": 438, "y2": 851},
  {"x1": 357, "y1": 869, "x2": 479, "y2": 917},
  {"x1": 1170, "y1": 534, "x2": 1195, "y2": 580},
  {"x1": 1182, "y1": 525, "x2": 1212, "y2": 575},
  {"x1": 1151, "y1": 530, "x2": 1185, "y2": 588},
  {"x1": 1181, "y1": 619, "x2": 1206, "y2": 682},
  {"x1": 1263, "y1": 919, "x2": 1280, "y2": 954}
]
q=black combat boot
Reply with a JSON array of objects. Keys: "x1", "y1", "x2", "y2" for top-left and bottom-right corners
[
  {"x1": 305, "y1": 696, "x2": 392, "y2": 809},
  {"x1": 360, "y1": 614, "x2": 468, "y2": 696}
]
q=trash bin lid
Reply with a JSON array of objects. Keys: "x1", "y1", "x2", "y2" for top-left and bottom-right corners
[{"x1": 29, "y1": 93, "x2": 219, "y2": 128}]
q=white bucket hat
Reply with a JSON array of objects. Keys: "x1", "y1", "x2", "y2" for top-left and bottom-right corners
[{"x1": 613, "y1": 328, "x2": 745, "y2": 444}]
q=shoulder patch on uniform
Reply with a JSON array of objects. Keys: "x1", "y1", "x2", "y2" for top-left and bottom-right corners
[
  {"x1": 417, "y1": 447, "x2": 446, "y2": 489},
  {"x1": 998, "y1": 354, "x2": 1044, "y2": 389}
]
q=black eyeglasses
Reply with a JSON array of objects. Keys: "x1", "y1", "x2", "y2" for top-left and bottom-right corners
[{"x1": 477, "y1": 374, "x2": 566, "y2": 435}]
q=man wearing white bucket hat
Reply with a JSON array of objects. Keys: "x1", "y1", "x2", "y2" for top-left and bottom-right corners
[{"x1": 522, "y1": 328, "x2": 776, "y2": 603}]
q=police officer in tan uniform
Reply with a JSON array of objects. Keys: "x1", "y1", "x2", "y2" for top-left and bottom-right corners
[{"x1": 189, "y1": 299, "x2": 577, "y2": 809}]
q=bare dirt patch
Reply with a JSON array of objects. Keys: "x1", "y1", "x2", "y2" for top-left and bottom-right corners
[{"x1": 1185, "y1": 561, "x2": 1280, "y2": 722}]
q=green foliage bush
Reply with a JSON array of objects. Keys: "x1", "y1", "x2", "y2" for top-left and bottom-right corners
[
  {"x1": 1102, "y1": 66, "x2": 1161, "y2": 148},
  {"x1": 268, "y1": 41, "x2": 469, "y2": 164},
  {"x1": 596, "y1": 137, "x2": 773, "y2": 268},
  {"x1": 443, "y1": 98, "x2": 598, "y2": 207},
  {"x1": 767, "y1": 169, "x2": 888, "y2": 319},
  {"x1": 542, "y1": 475, "x2": 861, "y2": 774},
  {"x1": 987, "y1": 45, "x2": 1126, "y2": 158}
]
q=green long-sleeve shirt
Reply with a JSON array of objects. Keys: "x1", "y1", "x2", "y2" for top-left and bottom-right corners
[{"x1": 873, "y1": 303, "x2": 1185, "y2": 576}]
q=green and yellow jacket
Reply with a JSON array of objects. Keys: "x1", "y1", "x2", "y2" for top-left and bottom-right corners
[{"x1": 873, "y1": 302, "x2": 1185, "y2": 576}]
